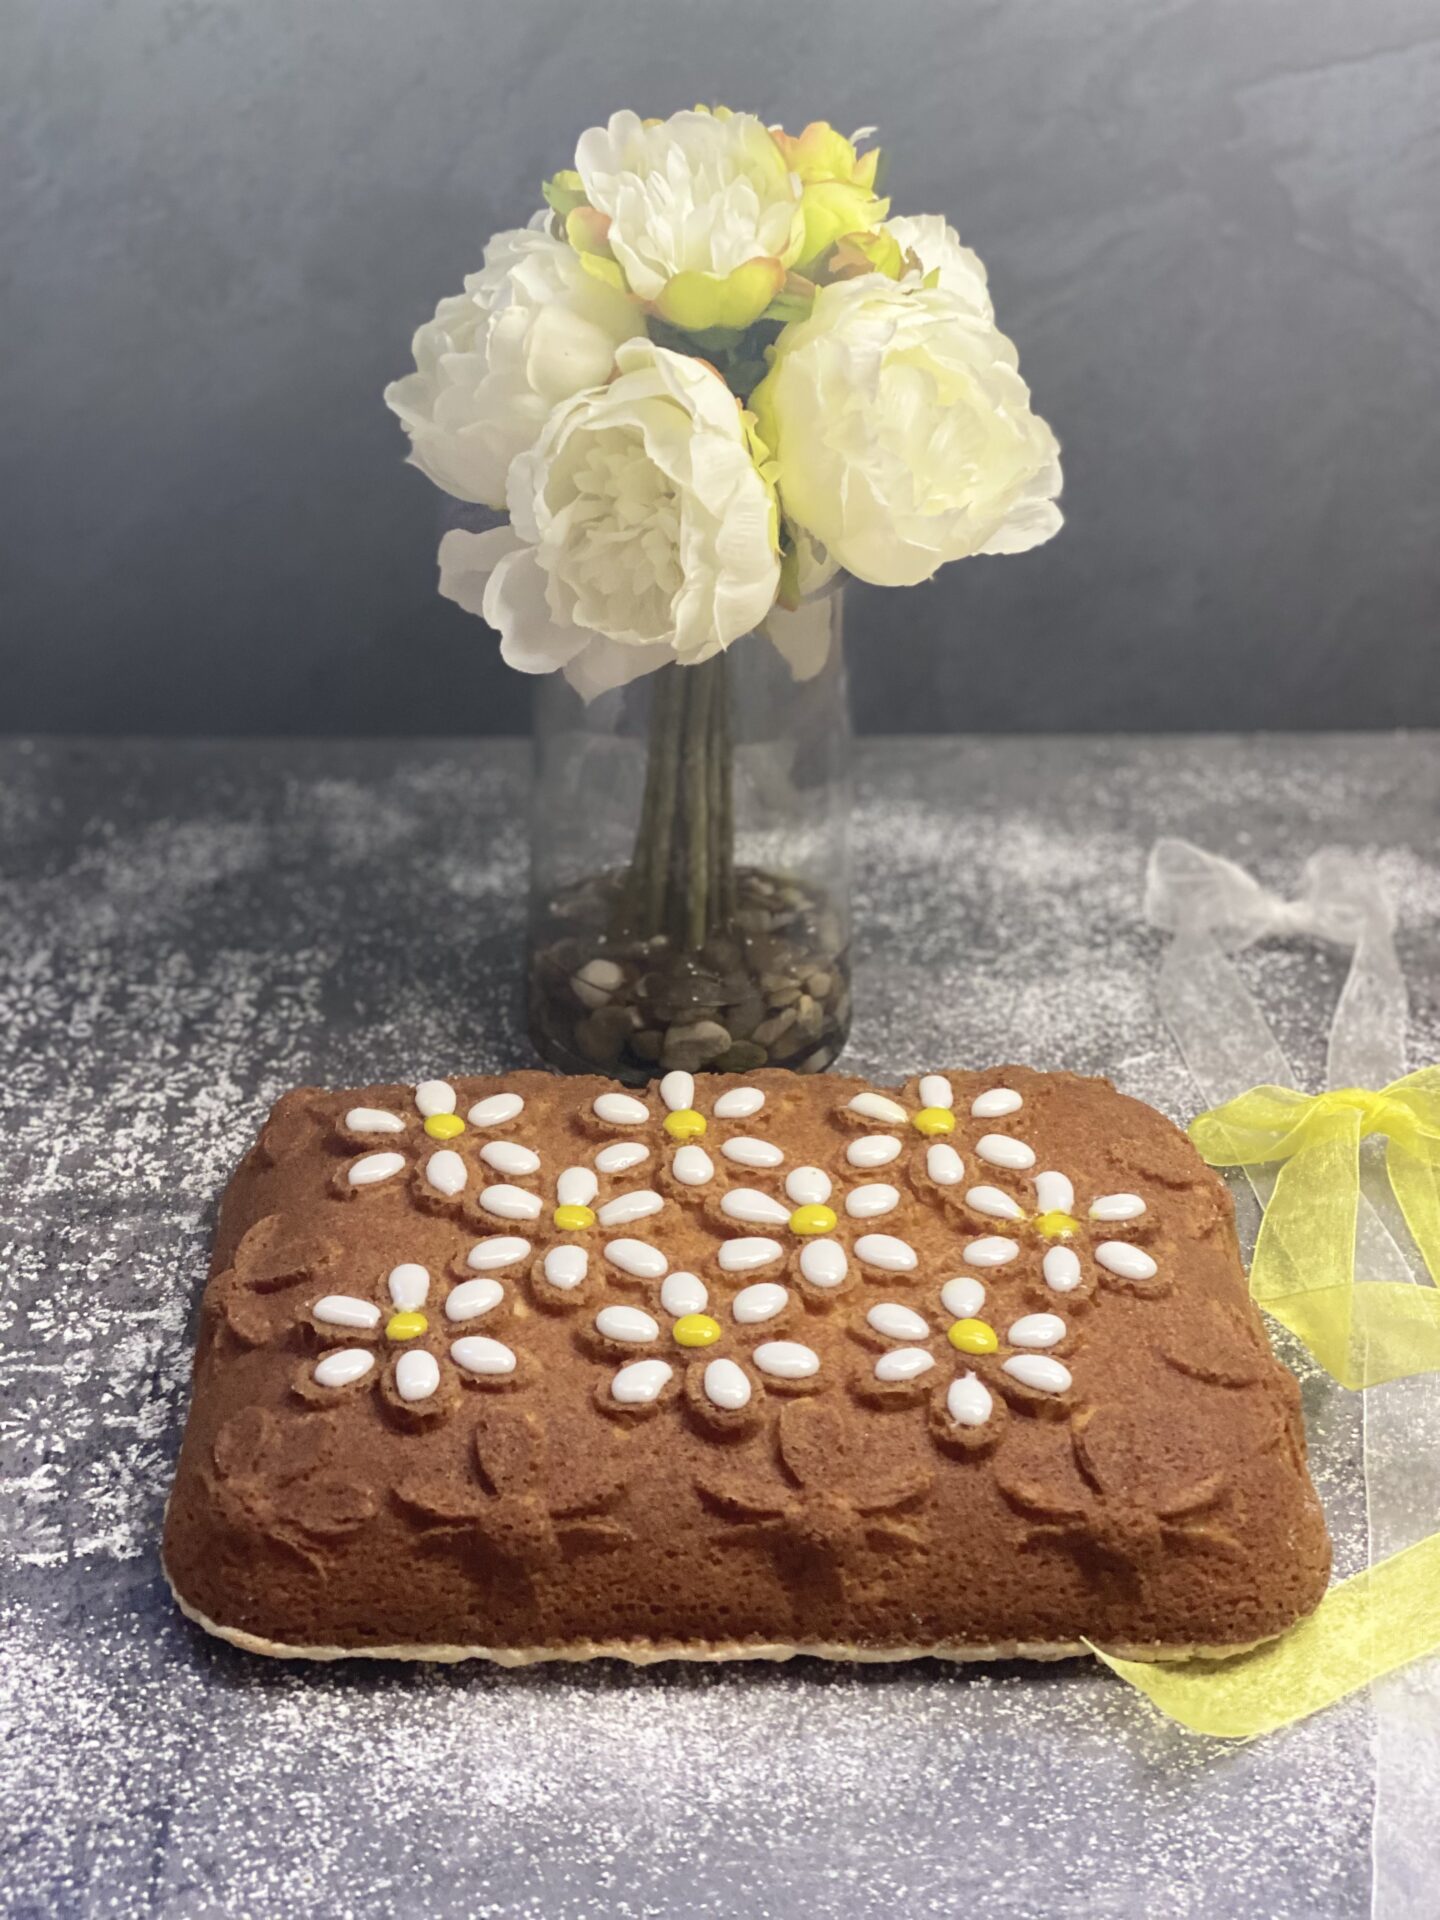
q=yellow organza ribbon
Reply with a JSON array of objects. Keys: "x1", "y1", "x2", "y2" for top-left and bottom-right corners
[
  {"x1": 1097, "y1": 1069, "x2": 1440, "y2": 1736},
  {"x1": 1189, "y1": 1070, "x2": 1440, "y2": 1388},
  {"x1": 1090, "y1": 1531, "x2": 1440, "y2": 1739}
]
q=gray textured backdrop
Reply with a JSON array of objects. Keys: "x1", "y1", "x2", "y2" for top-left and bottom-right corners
[{"x1": 3, "y1": 0, "x2": 1438, "y2": 736}]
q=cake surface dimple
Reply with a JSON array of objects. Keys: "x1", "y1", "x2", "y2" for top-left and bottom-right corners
[{"x1": 163, "y1": 1066, "x2": 1332, "y2": 1663}]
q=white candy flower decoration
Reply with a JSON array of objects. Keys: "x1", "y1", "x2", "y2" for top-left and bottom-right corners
[
  {"x1": 437, "y1": 337, "x2": 780, "y2": 700},
  {"x1": 306, "y1": 1261, "x2": 518, "y2": 1414},
  {"x1": 383, "y1": 214, "x2": 644, "y2": 510},
  {"x1": 752, "y1": 274, "x2": 1062, "y2": 587}
]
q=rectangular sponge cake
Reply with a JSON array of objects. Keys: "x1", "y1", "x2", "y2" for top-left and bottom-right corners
[{"x1": 163, "y1": 1067, "x2": 1331, "y2": 1663}]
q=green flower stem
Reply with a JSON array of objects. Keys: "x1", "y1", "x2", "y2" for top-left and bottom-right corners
[{"x1": 622, "y1": 653, "x2": 734, "y2": 953}]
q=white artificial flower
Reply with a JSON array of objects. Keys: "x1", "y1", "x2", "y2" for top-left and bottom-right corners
[
  {"x1": 384, "y1": 212, "x2": 645, "y2": 509},
  {"x1": 882, "y1": 213, "x2": 994, "y2": 318},
  {"x1": 437, "y1": 338, "x2": 780, "y2": 700},
  {"x1": 753, "y1": 275, "x2": 1062, "y2": 588},
  {"x1": 574, "y1": 109, "x2": 804, "y2": 328}
]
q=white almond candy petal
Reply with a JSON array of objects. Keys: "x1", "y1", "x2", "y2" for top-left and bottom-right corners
[
  {"x1": 947, "y1": 1372, "x2": 994, "y2": 1427},
  {"x1": 976, "y1": 1134, "x2": 1037, "y2": 1171},
  {"x1": 721, "y1": 1188, "x2": 791, "y2": 1228},
  {"x1": 721, "y1": 1137, "x2": 785, "y2": 1170},
  {"x1": 972, "y1": 1088, "x2": 1024, "y2": 1118},
  {"x1": 394, "y1": 1350, "x2": 440, "y2": 1403},
  {"x1": 659, "y1": 1070, "x2": 695, "y2": 1112},
  {"x1": 918, "y1": 1075, "x2": 954, "y2": 1111},
  {"x1": 468, "y1": 1093, "x2": 525, "y2": 1129},
  {"x1": 450, "y1": 1336, "x2": 517, "y2": 1377},
  {"x1": 444, "y1": 1278, "x2": 503, "y2": 1323},
  {"x1": 1090, "y1": 1192, "x2": 1147, "y2": 1222},
  {"x1": 387, "y1": 1263, "x2": 430, "y2": 1311},
  {"x1": 1034, "y1": 1171, "x2": 1076, "y2": 1215},
  {"x1": 595, "y1": 1141, "x2": 649, "y2": 1175},
  {"x1": 661, "y1": 1271, "x2": 708, "y2": 1316},
  {"x1": 847, "y1": 1135, "x2": 902, "y2": 1170},
  {"x1": 557, "y1": 1165, "x2": 599, "y2": 1208},
  {"x1": 964, "y1": 1236, "x2": 1021, "y2": 1267},
  {"x1": 425, "y1": 1149, "x2": 467, "y2": 1197},
  {"x1": 597, "y1": 1189, "x2": 664, "y2": 1227},
  {"x1": 1096, "y1": 1242, "x2": 1159, "y2": 1282},
  {"x1": 604, "y1": 1239, "x2": 668, "y2": 1281},
  {"x1": 345, "y1": 1108, "x2": 405, "y2": 1134},
  {"x1": 731, "y1": 1282, "x2": 789, "y2": 1324},
  {"x1": 941, "y1": 1276, "x2": 986, "y2": 1320},
  {"x1": 481, "y1": 1141, "x2": 541, "y2": 1177},
  {"x1": 713, "y1": 1086, "x2": 765, "y2": 1120},
  {"x1": 480, "y1": 1184, "x2": 543, "y2": 1222},
  {"x1": 926, "y1": 1143, "x2": 965, "y2": 1187},
  {"x1": 593, "y1": 1093, "x2": 650, "y2": 1126},
  {"x1": 703, "y1": 1357, "x2": 752, "y2": 1410},
  {"x1": 753, "y1": 1340, "x2": 821, "y2": 1380},
  {"x1": 1003, "y1": 1354, "x2": 1072, "y2": 1394},
  {"x1": 313, "y1": 1348, "x2": 375, "y2": 1389},
  {"x1": 845, "y1": 1182, "x2": 900, "y2": 1220},
  {"x1": 717, "y1": 1237, "x2": 785, "y2": 1274},
  {"x1": 855, "y1": 1234, "x2": 918, "y2": 1273},
  {"x1": 468, "y1": 1236, "x2": 530, "y2": 1271},
  {"x1": 596, "y1": 1305, "x2": 659, "y2": 1344},
  {"x1": 312, "y1": 1295, "x2": 381, "y2": 1330},
  {"x1": 965, "y1": 1185, "x2": 1024, "y2": 1221},
  {"x1": 847, "y1": 1092, "x2": 909, "y2": 1125},
  {"x1": 1008, "y1": 1313, "x2": 1067, "y2": 1349},
  {"x1": 1043, "y1": 1245, "x2": 1082, "y2": 1293},
  {"x1": 610, "y1": 1358, "x2": 672, "y2": 1404},
  {"x1": 867, "y1": 1302, "x2": 930, "y2": 1341},
  {"x1": 799, "y1": 1239, "x2": 848, "y2": 1288},
  {"x1": 785, "y1": 1165, "x2": 834, "y2": 1205},
  {"x1": 671, "y1": 1145, "x2": 715, "y2": 1187},
  {"x1": 415, "y1": 1079, "x2": 457, "y2": 1118},
  {"x1": 348, "y1": 1152, "x2": 405, "y2": 1187},
  {"x1": 543, "y1": 1245, "x2": 588, "y2": 1290},
  {"x1": 875, "y1": 1347, "x2": 936, "y2": 1383}
]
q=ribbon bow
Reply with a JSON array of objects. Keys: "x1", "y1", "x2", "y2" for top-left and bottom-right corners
[
  {"x1": 1095, "y1": 841, "x2": 1440, "y2": 1743},
  {"x1": 1189, "y1": 1072, "x2": 1440, "y2": 1389}
]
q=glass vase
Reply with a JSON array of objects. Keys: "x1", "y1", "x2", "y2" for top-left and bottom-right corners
[{"x1": 527, "y1": 592, "x2": 851, "y2": 1083}]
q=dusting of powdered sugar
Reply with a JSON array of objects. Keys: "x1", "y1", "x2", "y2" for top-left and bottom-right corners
[{"x1": 4, "y1": 733, "x2": 1433, "y2": 1918}]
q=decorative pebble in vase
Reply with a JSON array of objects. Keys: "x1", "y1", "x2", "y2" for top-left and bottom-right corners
[
  {"x1": 384, "y1": 107, "x2": 1062, "y2": 1082},
  {"x1": 527, "y1": 590, "x2": 850, "y2": 1078}
]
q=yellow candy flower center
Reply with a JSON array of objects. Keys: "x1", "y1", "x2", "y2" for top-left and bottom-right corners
[
  {"x1": 672, "y1": 1312, "x2": 723, "y2": 1348},
  {"x1": 789, "y1": 1203, "x2": 838, "y2": 1236},
  {"x1": 386, "y1": 1310, "x2": 428, "y2": 1342},
  {"x1": 912, "y1": 1106, "x2": 956, "y2": 1137},
  {"x1": 948, "y1": 1317, "x2": 998, "y2": 1354},
  {"x1": 664, "y1": 1108, "x2": 708, "y2": 1141},
  {"x1": 423, "y1": 1112, "x2": 465, "y2": 1140},
  {"x1": 1034, "y1": 1210, "x2": 1080, "y2": 1239},
  {"x1": 554, "y1": 1204, "x2": 597, "y2": 1232}
]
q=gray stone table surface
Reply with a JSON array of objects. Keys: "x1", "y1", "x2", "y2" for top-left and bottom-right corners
[{"x1": 3, "y1": 732, "x2": 1439, "y2": 1919}]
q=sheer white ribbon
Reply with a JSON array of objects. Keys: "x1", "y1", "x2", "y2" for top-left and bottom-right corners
[{"x1": 1145, "y1": 838, "x2": 1438, "y2": 1920}]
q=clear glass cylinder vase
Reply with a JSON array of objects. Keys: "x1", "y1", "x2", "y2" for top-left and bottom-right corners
[{"x1": 527, "y1": 591, "x2": 851, "y2": 1083}]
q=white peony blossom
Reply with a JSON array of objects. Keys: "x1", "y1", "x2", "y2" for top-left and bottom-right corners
[
  {"x1": 574, "y1": 109, "x2": 804, "y2": 328},
  {"x1": 437, "y1": 337, "x2": 780, "y2": 700},
  {"x1": 384, "y1": 213, "x2": 644, "y2": 509},
  {"x1": 752, "y1": 275, "x2": 1062, "y2": 588},
  {"x1": 882, "y1": 213, "x2": 993, "y2": 318}
]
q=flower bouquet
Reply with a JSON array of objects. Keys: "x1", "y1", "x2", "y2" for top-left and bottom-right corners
[{"x1": 386, "y1": 107, "x2": 1061, "y2": 1077}]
